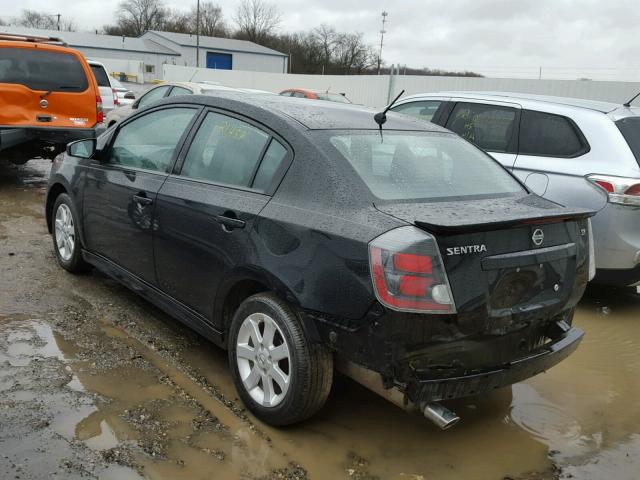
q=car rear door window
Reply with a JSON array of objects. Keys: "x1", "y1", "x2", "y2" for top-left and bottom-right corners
[
  {"x1": 0, "y1": 47, "x2": 88, "y2": 92},
  {"x1": 137, "y1": 85, "x2": 171, "y2": 108},
  {"x1": 90, "y1": 64, "x2": 110, "y2": 87},
  {"x1": 392, "y1": 101, "x2": 442, "y2": 122},
  {"x1": 616, "y1": 116, "x2": 640, "y2": 167},
  {"x1": 180, "y1": 112, "x2": 270, "y2": 188},
  {"x1": 168, "y1": 86, "x2": 192, "y2": 97},
  {"x1": 519, "y1": 110, "x2": 588, "y2": 157},
  {"x1": 446, "y1": 102, "x2": 517, "y2": 153},
  {"x1": 252, "y1": 139, "x2": 288, "y2": 192},
  {"x1": 108, "y1": 108, "x2": 196, "y2": 172}
]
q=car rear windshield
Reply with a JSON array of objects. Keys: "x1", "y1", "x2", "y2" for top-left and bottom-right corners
[
  {"x1": 316, "y1": 92, "x2": 351, "y2": 104},
  {"x1": 616, "y1": 117, "x2": 640, "y2": 166},
  {"x1": 90, "y1": 64, "x2": 110, "y2": 87},
  {"x1": 328, "y1": 131, "x2": 524, "y2": 201},
  {"x1": 0, "y1": 47, "x2": 88, "y2": 92}
]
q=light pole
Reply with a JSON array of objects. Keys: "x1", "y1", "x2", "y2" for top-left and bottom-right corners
[
  {"x1": 377, "y1": 11, "x2": 388, "y2": 75},
  {"x1": 196, "y1": 0, "x2": 200, "y2": 67}
]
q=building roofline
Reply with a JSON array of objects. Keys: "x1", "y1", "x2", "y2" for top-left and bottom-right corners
[
  {"x1": 67, "y1": 42, "x2": 180, "y2": 56},
  {"x1": 145, "y1": 30, "x2": 288, "y2": 58}
]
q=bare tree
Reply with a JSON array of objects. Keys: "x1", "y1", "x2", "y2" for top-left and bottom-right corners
[
  {"x1": 233, "y1": 0, "x2": 281, "y2": 43},
  {"x1": 194, "y1": 2, "x2": 227, "y2": 37},
  {"x1": 13, "y1": 10, "x2": 76, "y2": 31},
  {"x1": 58, "y1": 18, "x2": 78, "y2": 32},
  {"x1": 116, "y1": 0, "x2": 167, "y2": 37},
  {"x1": 333, "y1": 32, "x2": 375, "y2": 74},
  {"x1": 16, "y1": 10, "x2": 56, "y2": 29},
  {"x1": 163, "y1": 10, "x2": 191, "y2": 34},
  {"x1": 312, "y1": 25, "x2": 337, "y2": 72}
]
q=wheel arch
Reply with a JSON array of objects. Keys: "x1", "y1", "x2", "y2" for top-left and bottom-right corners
[
  {"x1": 214, "y1": 267, "x2": 321, "y2": 345},
  {"x1": 46, "y1": 183, "x2": 69, "y2": 233}
]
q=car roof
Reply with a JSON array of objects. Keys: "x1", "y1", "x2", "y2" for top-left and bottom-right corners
[
  {"x1": 87, "y1": 60, "x2": 106, "y2": 67},
  {"x1": 403, "y1": 91, "x2": 625, "y2": 114},
  {"x1": 160, "y1": 92, "x2": 448, "y2": 131}
]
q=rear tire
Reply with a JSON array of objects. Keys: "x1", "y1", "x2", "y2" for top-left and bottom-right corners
[
  {"x1": 51, "y1": 193, "x2": 90, "y2": 273},
  {"x1": 228, "y1": 292, "x2": 333, "y2": 426}
]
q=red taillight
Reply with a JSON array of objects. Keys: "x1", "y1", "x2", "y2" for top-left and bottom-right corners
[
  {"x1": 393, "y1": 252, "x2": 432, "y2": 273},
  {"x1": 369, "y1": 226, "x2": 456, "y2": 313},
  {"x1": 399, "y1": 275, "x2": 433, "y2": 297},
  {"x1": 96, "y1": 95, "x2": 104, "y2": 123},
  {"x1": 625, "y1": 184, "x2": 640, "y2": 196},
  {"x1": 587, "y1": 174, "x2": 640, "y2": 206},
  {"x1": 112, "y1": 88, "x2": 119, "y2": 106},
  {"x1": 594, "y1": 180, "x2": 614, "y2": 193}
]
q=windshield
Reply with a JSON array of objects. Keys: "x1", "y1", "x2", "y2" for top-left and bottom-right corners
[
  {"x1": 328, "y1": 131, "x2": 524, "y2": 201},
  {"x1": 616, "y1": 117, "x2": 640, "y2": 167},
  {"x1": 316, "y1": 92, "x2": 351, "y2": 103},
  {"x1": 0, "y1": 47, "x2": 88, "y2": 92}
]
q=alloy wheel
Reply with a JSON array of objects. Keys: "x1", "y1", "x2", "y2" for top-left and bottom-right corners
[
  {"x1": 54, "y1": 203, "x2": 75, "y2": 261},
  {"x1": 236, "y1": 312, "x2": 291, "y2": 407}
]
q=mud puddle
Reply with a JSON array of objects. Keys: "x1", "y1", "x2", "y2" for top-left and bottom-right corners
[{"x1": 2, "y1": 159, "x2": 640, "y2": 479}]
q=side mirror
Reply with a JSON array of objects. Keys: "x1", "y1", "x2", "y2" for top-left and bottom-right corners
[{"x1": 67, "y1": 139, "x2": 96, "y2": 159}]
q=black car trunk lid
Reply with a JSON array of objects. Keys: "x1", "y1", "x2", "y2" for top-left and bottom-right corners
[{"x1": 376, "y1": 194, "x2": 593, "y2": 323}]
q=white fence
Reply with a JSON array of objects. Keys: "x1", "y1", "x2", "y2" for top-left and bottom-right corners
[{"x1": 163, "y1": 64, "x2": 640, "y2": 108}]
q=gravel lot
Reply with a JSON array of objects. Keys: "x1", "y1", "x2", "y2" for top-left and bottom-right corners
[{"x1": 1, "y1": 158, "x2": 639, "y2": 480}]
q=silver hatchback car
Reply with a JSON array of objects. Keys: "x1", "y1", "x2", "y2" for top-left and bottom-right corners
[{"x1": 391, "y1": 92, "x2": 640, "y2": 287}]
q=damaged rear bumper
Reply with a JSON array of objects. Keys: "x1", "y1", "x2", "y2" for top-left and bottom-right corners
[{"x1": 406, "y1": 324, "x2": 584, "y2": 404}]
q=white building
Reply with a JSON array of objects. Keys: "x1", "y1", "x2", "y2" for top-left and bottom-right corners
[
  {"x1": 142, "y1": 31, "x2": 288, "y2": 74},
  {"x1": 0, "y1": 27, "x2": 288, "y2": 83}
]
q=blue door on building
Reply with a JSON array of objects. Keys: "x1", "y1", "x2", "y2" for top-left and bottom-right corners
[{"x1": 206, "y1": 52, "x2": 232, "y2": 70}]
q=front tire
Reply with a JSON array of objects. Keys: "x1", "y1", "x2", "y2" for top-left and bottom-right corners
[
  {"x1": 51, "y1": 193, "x2": 90, "y2": 273},
  {"x1": 228, "y1": 293, "x2": 333, "y2": 426}
]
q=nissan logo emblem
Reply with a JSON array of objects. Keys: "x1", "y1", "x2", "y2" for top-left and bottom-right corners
[
  {"x1": 532, "y1": 228, "x2": 544, "y2": 246},
  {"x1": 39, "y1": 99, "x2": 48, "y2": 108}
]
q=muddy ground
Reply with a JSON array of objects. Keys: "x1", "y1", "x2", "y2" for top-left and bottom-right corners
[{"x1": 1, "y1": 159, "x2": 639, "y2": 480}]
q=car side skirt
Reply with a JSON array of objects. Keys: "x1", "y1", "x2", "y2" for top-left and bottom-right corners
[{"x1": 82, "y1": 250, "x2": 225, "y2": 347}]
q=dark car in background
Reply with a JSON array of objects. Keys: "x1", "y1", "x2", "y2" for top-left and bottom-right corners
[{"x1": 45, "y1": 94, "x2": 594, "y2": 428}]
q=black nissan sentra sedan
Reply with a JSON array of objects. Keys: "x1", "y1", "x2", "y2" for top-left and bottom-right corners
[{"x1": 46, "y1": 93, "x2": 595, "y2": 429}]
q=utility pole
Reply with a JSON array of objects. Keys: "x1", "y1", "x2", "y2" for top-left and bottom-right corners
[
  {"x1": 377, "y1": 11, "x2": 388, "y2": 75},
  {"x1": 196, "y1": 0, "x2": 200, "y2": 67},
  {"x1": 56, "y1": 13, "x2": 61, "y2": 31}
]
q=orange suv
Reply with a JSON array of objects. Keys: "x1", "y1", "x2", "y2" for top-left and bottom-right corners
[{"x1": 0, "y1": 33, "x2": 104, "y2": 164}]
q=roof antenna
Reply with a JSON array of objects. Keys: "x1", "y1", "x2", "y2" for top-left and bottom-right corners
[
  {"x1": 623, "y1": 91, "x2": 640, "y2": 107},
  {"x1": 374, "y1": 89, "x2": 405, "y2": 140}
]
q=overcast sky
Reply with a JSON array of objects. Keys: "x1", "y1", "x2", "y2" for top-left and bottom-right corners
[{"x1": 1, "y1": 0, "x2": 639, "y2": 80}]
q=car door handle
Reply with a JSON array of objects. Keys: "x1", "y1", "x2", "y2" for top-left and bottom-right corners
[
  {"x1": 214, "y1": 214, "x2": 245, "y2": 230},
  {"x1": 132, "y1": 193, "x2": 153, "y2": 206}
]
